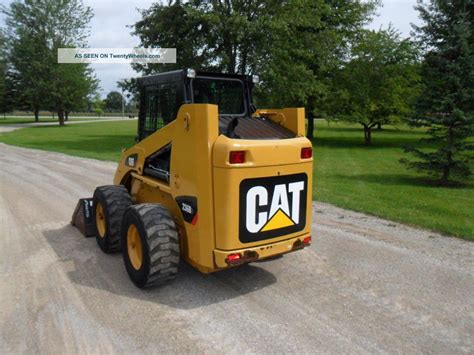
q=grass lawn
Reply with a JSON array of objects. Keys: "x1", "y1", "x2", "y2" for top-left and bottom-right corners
[
  {"x1": 0, "y1": 120, "x2": 136, "y2": 161},
  {"x1": 0, "y1": 120, "x2": 472, "y2": 239},
  {"x1": 312, "y1": 121, "x2": 473, "y2": 240}
]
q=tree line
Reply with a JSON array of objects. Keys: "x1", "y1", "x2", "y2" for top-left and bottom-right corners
[
  {"x1": 128, "y1": 0, "x2": 472, "y2": 185},
  {"x1": 0, "y1": 0, "x2": 137, "y2": 122},
  {"x1": 1, "y1": 0, "x2": 472, "y2": 184}
]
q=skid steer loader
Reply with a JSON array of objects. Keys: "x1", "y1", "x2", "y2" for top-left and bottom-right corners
[{"x1": 72, "y1": 68, "x2": 313, "y2": 288}]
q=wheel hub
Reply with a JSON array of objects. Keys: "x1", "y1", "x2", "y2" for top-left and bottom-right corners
[
  {"x1": 127, "y1": 224, "x2": 143, "y2": 270},
  {"x1": 96, "y1": 202, "x2": 106, "y2": 238}
]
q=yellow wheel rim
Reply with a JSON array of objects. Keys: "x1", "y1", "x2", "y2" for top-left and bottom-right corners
[
  {"x1": 127, "y1": 224, "x2": 143, "y2": 270},
  {"x1": 96, "y1": 202, "x2": 106, "y2": 238}
]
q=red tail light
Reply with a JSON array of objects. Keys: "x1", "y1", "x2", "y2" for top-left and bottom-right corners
[
  {"x1": 229, "y1": 151, "x2": 246, "y2": 164},
  {"x1": 301, "y1": 147, "x2": 312, "y2": 159},
  {"x1": 303, "y1": 236, "x2": 312, "y2": 245},
  {"x1": 225, "y1": 253, "x2": 242, "y2": 265}
]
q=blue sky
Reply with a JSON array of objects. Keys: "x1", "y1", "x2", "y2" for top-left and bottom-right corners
[{"x1": 0, "y1": 0, "x2": 422, "y2": 96}]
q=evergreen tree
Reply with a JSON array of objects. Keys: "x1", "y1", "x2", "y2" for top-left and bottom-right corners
[{"x1": 401, "y1": 0, "x2": 474, "y2": 184}]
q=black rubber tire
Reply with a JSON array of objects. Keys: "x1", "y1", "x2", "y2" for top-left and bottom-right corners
[
  {"x1": 93, "y1": 185, "x2": 132, "y2": 253},
  {"x1": 121, "y1": 204, "x2": 180, "y2": 288}
]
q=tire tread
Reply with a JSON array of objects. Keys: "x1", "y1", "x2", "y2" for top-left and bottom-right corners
[
  {"x1": 93, "y1": 185, "x2": 132, "y2": 253},
  {"x1": 123, "y1": 203, "x2": 180, "y2": 288}
]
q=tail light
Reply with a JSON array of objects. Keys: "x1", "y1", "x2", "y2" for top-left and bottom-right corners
[
  {"x1": 225, "y1": 253, "x2": 242, "y2": 265},
  {"x1": 229, "y1": 151, "x2": 246, "y2": 164},
  {"x1": 303, "y1": 236, "x2": 312, "y2": 245},
  {"x1": 301, "y1": 147, "x2": 312, "y2": 159}
]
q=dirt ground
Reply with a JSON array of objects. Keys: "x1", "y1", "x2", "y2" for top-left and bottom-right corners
[{"x1": 0, "y1": 143, "x2": 473, "y2": 353}]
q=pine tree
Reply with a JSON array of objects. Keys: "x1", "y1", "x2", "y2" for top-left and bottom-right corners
[{"x1": 401, "y1": 0, "x2": 474, "y2": 185}]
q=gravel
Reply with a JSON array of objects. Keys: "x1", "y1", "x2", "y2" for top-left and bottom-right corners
[{"x1": 1, "y1": 143, "x2": 473, "y2": 353}]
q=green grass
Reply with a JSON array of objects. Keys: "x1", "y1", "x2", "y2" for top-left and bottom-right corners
[
  {"x1": 312, "y1": 122, "x2": 473, "y2": 240},
  {"x1": 0, "y1": 120, "x2": 136, "y2": 161},
  {"x1": 0, "y1": 120, "x2": 472, "y2": 239}
]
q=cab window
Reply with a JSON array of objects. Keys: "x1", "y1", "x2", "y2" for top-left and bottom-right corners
[{"x1": 140, "y1": 82, "x2": 181, "y2": 140}]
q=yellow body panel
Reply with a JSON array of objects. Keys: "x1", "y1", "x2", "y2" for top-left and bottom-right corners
[
  {"x1": 212, "y1": 162, "x2": 313, "y2": 251},
  {"x1": 213, "y1": 234, "x2": 310, "y2": 268},
  {"x1": 114, "y1": 103, "x2": 313, "y2": 273}
]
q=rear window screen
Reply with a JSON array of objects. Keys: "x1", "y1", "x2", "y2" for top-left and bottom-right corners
[{"x1": 192, "y1": 78, "x2": 245, "y2": 115}]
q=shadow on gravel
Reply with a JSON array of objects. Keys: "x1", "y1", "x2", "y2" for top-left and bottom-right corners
[{"x1": 43, "y1": 225, "x2": 277, "y2": 310}]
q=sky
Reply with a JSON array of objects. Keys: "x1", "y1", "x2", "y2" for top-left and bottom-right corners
[{"x1": 0, "y1": 0, "x2": 422, "y2": 97}]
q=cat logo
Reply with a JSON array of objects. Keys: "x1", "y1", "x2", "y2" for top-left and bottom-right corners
[
  {"x1": 125, "y1": 154, "x2": 138, "y2": 167},
  {"x1": 239, "y1": 173, "x2": 308, "y2": 243}
]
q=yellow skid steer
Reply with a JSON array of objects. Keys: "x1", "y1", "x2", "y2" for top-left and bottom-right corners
[{"x1": 72, "y1": 69, "x2": 313, "y2": 288}]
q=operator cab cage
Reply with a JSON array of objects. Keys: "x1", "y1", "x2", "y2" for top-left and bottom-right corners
[{"x1": 136, "y1": 68, "x2": 295, "y2": 141}]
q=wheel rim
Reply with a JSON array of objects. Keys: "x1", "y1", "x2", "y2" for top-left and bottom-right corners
[
  {"x1": 127, "y1": 224, "x2": 143, "y2": 270},
  {"x1": 96, "y1": 202, "x2": 106, "y2": 238}
]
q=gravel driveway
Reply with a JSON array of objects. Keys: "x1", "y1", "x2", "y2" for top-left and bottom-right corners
[{"x1": 0, "y1": 143, "x2": 472, "y2": 353}]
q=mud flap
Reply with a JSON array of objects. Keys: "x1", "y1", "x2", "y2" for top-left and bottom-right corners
[{"x1": 71, "y1": 198, "x2": 96, "y2": 237}]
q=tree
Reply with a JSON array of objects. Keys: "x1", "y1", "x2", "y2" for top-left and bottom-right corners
[
  {"x1": 0, "y1": 30, "x2": 17, "y2": 117},
  {"x1": 133, "y1": 0, "x2": 275, "y2": 75},
  {"x1": 93, "y1": 96, "x2": 105, "y2": 118},
  {"x1": 400, "y1": 0, "x2": 474, "y2": 185},
  {"x1": 61, "y1": 64, "x2": 98, "y2": 120},
  {"x1": 0, "y1": 63, "x2": 6, "y2": 116},
  {"x1": 0, "y1": 30, "x2": 7, "y2": 115},
  {"x1": 104, "y1": 91, "x2": 123, "y2": 112},
  {"x1": 117, "y1": 78, "x2": 139, "y2": 114},
  {"x1": 326, "y1": 28, "x2": 420, "y2": 145},
  {"x1": 2, "y1": 0, "x2": 97, "y2": 125},
  {"x1": 257, "y1": 0, "x2": 379, "y2": 139},
  {"x1": 1, "y1": 10, "x2": 50, "y2": 120},
  {"x1": 132, "y1": 0, "x2": 378, "y2": 138}
]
